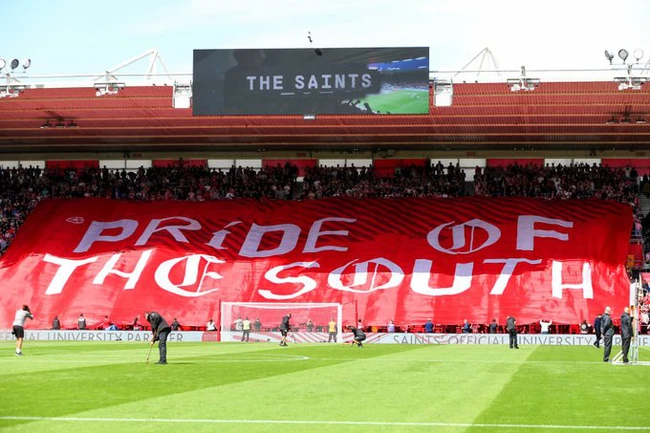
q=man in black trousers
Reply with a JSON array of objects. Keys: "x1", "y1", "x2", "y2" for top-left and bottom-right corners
[
  {"x1": 620, "y1": 307, "x2": 633, "y2": 364},
  {"x1": 279, "y1": 313, "x2": 291, "y2": 347},
  {"x1": 593, "y1": 313, "x2": 602, "y2": 348},
  {"x1": 601, "y1": 306, "x2": 614, "y2": 362},
  {"x1": 145, "y1": 311, "x2": 171, "y2": 364},
  {"x1": 348, "y1": 325, "x2": 366, "y2": 347},
  {"x1": 506, "y1": 316, "x2": 518, "y2": 349}
]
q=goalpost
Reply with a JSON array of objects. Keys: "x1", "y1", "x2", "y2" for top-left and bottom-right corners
[{"x1": 220, "y1": 302, "x2": 343, "y2": 343}]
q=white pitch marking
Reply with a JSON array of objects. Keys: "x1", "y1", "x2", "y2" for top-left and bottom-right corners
[
  {"x1": 1, "y1": 416, "x2": 649, "y2": 430},
  {"x1": 0, "y1": 354, "x2": 310, "y2": 364}
]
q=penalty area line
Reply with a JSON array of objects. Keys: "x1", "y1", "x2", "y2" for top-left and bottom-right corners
[{"x1": 1, "y1": 416, "x2": 650, "y2": 430}]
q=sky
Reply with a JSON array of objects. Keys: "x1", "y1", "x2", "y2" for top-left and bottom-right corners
[{"x1": 3, "y1": 0, "x2": 650, "y2": 79}]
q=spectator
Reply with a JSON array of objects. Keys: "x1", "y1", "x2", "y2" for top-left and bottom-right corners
[
  {"x1": 424, "y1": 319, "x2": 434, "y2": 333},
  {"x1": 77, "y1": 313, "x2": 86, "y2": 330},
  {"x1": 206, "y1": 319, "x2": 217, "y2": 331},
  {"x1": 387, "y1": 320, "x2": 395, "y2": 333},
  {"x1": 540, "y1": 319, "x2": 552, "y2": 334}
]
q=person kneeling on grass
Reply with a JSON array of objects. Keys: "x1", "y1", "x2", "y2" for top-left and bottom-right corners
[{"x1": 348, "y1": 325, "x2": 366, "y2": 348}]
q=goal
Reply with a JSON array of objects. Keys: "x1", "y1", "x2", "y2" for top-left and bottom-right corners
[{"x1": 220, "y1": 302, "x2": 342, "y2": 342}]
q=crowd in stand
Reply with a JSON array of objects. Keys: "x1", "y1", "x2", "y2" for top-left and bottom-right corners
[
  {"x1": 0, "y1": 161, "x2": 644, "y2": 256},
  {"x1": 474, "y1": 162, "x2": 638, "y2": 204},
  {"x1": 300, "y1": 162, "x2": 466, "y2": 199}
]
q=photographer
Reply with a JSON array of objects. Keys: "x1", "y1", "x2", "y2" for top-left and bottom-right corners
[
  {"x1": 12, "y1": 305, "x2": 33, "y2": 356},
  {"x1": 348, "y1": 325, "x2": 366, "y2": 348}
]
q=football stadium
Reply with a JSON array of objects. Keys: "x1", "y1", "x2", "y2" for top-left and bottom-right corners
[{"x1": 2, "y1": 3, "x2": 650, "y2": 432}]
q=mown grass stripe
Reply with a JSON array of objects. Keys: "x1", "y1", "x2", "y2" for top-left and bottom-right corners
[{"x1": 1, "y1": 416, "x2": 649, "y2": 430}]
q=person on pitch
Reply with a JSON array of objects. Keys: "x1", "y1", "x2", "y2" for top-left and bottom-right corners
[
  {"x1": 620, "y1": 307, "x2": 633, "y2": 364},
  {"x1": 489, "y1": 319, "x2": 498, "y2": 334},
  {"x1": 242, "y1": 317, "x2": 251, "y2": 342},
  {"x1": 279, "y1": 313, "x2": 292, "y2": 346},
  {"x1": 12, "y1": 305, "x2": 33, "y2": 356},
  {"x1": 145, "y1": 311, "x2": 172, "y2": 364},
  {"x1": 77, "y1": 313, "x2": 86, "y2": 330},
  {"x1": 328, "y1": 318, "x2": 337, "y2": 343},
  {"x1": 593, "y1": 313, "x2": 602, "y2": 348},
  {"x1": 601, "y1": 306, "x2": 614, "y2": 362},
  {"x1": 506, "y1": 315, "x2": 519, "y2": 349},
  {"x1": 348, "y1": 325, "x2": 366, "y2": 348}
]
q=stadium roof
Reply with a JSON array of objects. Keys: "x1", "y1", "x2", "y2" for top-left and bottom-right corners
[{"x1": 2, "y1": 81, "x2": 650, "y2": 153}]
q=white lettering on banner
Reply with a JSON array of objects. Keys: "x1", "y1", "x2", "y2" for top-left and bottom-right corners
[
  {"x1": 484, "y1": 258, "x2": 543, "y2": 295},
  {"x1": 205, "y1": 221, "x2": 242, "y2": 250},
  {"x1": 428, "y1": 219, "x2": 500, "y2": 254},
  {"x1": 239, "y1": 223, "x2": 300, "y2": 258},
  {"x1": 258, "y1": 262, "x2": 320, "y2": 300},
  {"x1": 551, "y1": 261, "x2": 593, "y2": 299},
  {"x1": 328, "y1": 258, "x2": 404, "y2": 293},
  {"x1": 411, "y1": 260, "x2": 473, "y2": 296},
  {"x1": 304, "y1": 217, "x2": 356, "y2": 253},
  {"x1": 43, "y1": 254, "x2": 98, "y2": 295},
  {"x1": 135, "y1": 217, "x2": 201, "y2": 246},
  {"x1": 0, "y1": 330, "x2": 200, "y2": 342},
  {"x1": 516, "y1": 216, "x2": 573, "y2": 251},
  {"x1": 154, "y1": 254, "x2": 223, "y2": 297},
  {"x1": 73, "y1": 219, "x2": 138, "y2": 253},
  {"x1": 92, "y1": 250, "x2": 153, "y2": 290}
]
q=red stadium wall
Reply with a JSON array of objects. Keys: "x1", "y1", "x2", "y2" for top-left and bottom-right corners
[
  {"x1": 373, "y1": 158, "x2": 426, "y2": 178},
  {"x1": 46, "y1": 160, "x2": 99, "y2": 170}
]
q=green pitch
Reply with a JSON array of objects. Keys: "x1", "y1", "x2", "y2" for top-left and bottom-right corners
[
  {"x1": 358, "y1": 89, "x2": 429, "y2": 114},
  {"x1": 0, "y1": 342, "x2": 649, "y2": 433}
]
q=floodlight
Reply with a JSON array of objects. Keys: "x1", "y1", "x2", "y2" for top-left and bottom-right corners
[
  {"x1": 22, "y1": 58, "x2": 31, "y2": 70},
  {"x1": 604, "y1": 50, "x2": 614, "y2": 64},
  {"x1": 10, "y1": 59, "x2": 19, "y2": 70},
  {"x1": 634, "y1": 49, "x2": 644, "y2": 62},
  {"x1": 618, "y1": 49, "x2": 629, "y2": 62},
  {"x1": 0, "y1": 58, "x2": 5, "y2": 69}
]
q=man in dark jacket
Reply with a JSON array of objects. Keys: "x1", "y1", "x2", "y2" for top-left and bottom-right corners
[
  {"x1": 279, "y1": 313, "x2": 291, "y2": 347},
  {"x1": 348, "y1": 325, "x2": 366, "y2": 347},
  {"x1": 506, "y1": 316, "x2": 518, "y2": 349},
  {"x1": 620, "y1": 307, "x2": 634, "y2": 364},
  {"x1": 145, "y1": 311, "x2": 171, "y2": 364},
  {"x1": 593, "y1": 313, "x2": 602, "y2": 348},
  {"x1": 601, "y1": 307, "x2": 615, "y2": 362},
  {"x1": 489, "y1": 319, "x2": 498, "y2": 334}
]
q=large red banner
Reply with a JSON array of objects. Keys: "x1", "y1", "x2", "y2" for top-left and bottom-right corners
[{"x1": 0, "y1": 198, "x2": 633, "y2": 329}]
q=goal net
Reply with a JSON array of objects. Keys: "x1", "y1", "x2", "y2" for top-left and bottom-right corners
[{"x1": 220, "y1": 302, "x2": 342, "y2": 343}]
